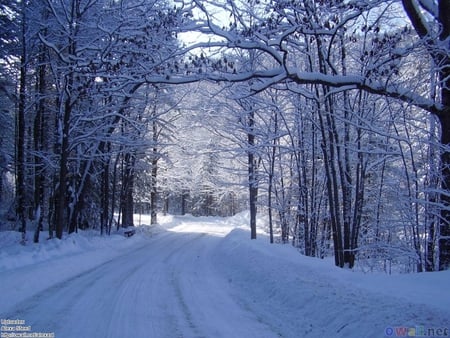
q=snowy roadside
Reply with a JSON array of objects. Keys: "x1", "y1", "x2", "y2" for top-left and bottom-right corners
[
  {"x1": 213, "y1": 227, "x2": 450, "y2": 337},
  {"x1": 0, "y1": 227, "x2": 153, "y2": 271},
  {"x1": 0, "y1": 224, "x2": 155, "y2": 315}
]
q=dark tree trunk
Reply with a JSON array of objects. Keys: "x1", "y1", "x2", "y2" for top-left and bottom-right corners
[
  {"x1": 16, "y1": 12, "x2": 27, "y2": 242},
  {"x1": 437, "y1": 0, "x2": 450, "y2": 271},
  {"x1": 16, "y1": 39, "x2": 26, "y2": 241},
  {"x1": 121, "y1": 152, "x2": 135, "y2": 228},
  {"x1": 150, "y1": 161, "x2": 158, "y2": 225},
  {"x1": 150, "y1": 119, "x2": 158, "y2": 225},
  {"x1": 98, "y1": 141, "x2": 111, "y2": 235},
  {"x1": 402, "y1": 0, "x2": 450, "y2": 270},
  {"x1": 68, "y1": 166, "x2": 89, "y2": 234},
  {"x1": 111, "y1": 152, "x2": 120, "y2": 231},
  {"x1": 181, "y1": 190, "x2": 187, "y2": 215},
  {"x1": 163, "y1": 192, "x2": 169, "y2": 216},
  {"x1": 248, "y1": 110, "x2": 258, "y2": 240},
  {"x1": 55, "y1": 95, "x2": 71, "y2": 239},
  {"x1": 101, "y1": 160, "x2": 110, "y2": 235},
  {"x1": 298, "y1": 129, "x2": 311, "y2": 256},
  {"x1": 33, "y1": 60, "x2": 45, "y2": 243},
  {"x1": 54, "y1": 0, "x2": 81, "y2": 239},
  {"x1": 438, "y1": 113, "x2": 450, "y2": 270},
  {"x1": 319, "y1": 110, "x2": 344, "y2": 268},
  {"x1": 267, "y1": 111, "x2": 278, "y2": 244}
]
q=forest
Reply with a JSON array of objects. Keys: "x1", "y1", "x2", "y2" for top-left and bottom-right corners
[{"x1": 0, "y1": 0, "x2": 449, "y2": 273}]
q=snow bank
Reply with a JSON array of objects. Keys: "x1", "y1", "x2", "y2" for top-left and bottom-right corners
[
  {"x1": 213, "y1": 228, "x2": 450, "y2": 338},
  {"x1": 0, "y1": 227, "x2": 153, "y2": 315},
  {"x1": 0, "y1": 227, "x2": 154, "y2": 272}
]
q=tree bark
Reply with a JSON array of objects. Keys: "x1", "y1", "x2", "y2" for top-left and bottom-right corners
[
  {"x1": 16, "y1": 2, "x2": 27, "y2": 242},
  {"x1": 33, "y1": 55, "x2": 45, "y2": 243},
  {"x1": 438, "y1": 113, "x2": 450, "y2": 270},
  {"x1": 402, "y1": 0, "x2": 450, "y2": 270},
  {"x1": 150, "y1": 119, "x2": 158, "y2": 225},
  {"x1": 267, "y1": 112, "x2": 277, "y2": 244},
  {"x1": 437, "y1": 0, "x2": 450, "y2": 270},
  {"x1": 121, "y1": 152, "x2": 135, "y2": 228},
  {"x1": 248, "y1": 109, "x2": 258, "y2": 240},
  {"x1": 55, "y1": 92, "x2": 71, "y2": 239}
]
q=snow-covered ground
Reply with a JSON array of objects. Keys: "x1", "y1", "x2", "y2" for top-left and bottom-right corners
[{"x1": 0, "y1": 212, "x2": 448, "y2": 338}]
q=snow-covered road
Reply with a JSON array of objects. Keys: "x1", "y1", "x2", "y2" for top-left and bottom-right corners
[
  {"x1": 1, "y1": 218, "x2": 281, "y2": 338},
  {"x1": 1, "y1": 214, "x2": 449, "y2": 338},
  {"x1": 1, "y1": 230, "x2": 274, "y2": 337}
]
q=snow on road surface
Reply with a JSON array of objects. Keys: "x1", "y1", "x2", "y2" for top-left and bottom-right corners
[{"x1": 0, "y1": 213, "x2": 449, "y2": 338}]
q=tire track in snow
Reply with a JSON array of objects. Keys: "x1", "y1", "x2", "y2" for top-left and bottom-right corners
[
  {"x1": 166, "y1": 226, "x2": 281, "y2": 338},
  {"x1": 1, "y1": 240, "x2": 153, "y2": 336},
  {"x1": 167, "y1": 233, "x2": 208, "y2": 338}
]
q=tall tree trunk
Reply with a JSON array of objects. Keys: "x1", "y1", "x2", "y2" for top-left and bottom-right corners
[
  {"x1": 100, "y1": 161, "x2": 107, "y2": 234},
  {"x1": 111, "y1": 152, "x2": 120, "y2": 231},
  {"x1": 402, "y1": 0, "x2": 450, "y2": 270},
  {"x1": 54, "y1": 0, "x2": 81, "y2": 239},
  {"x1": 33, "y1": 56, "x2": 45, "y2": 243},
  {"x1": 150, "y1": 159, "x2": 158, "y2": 224},
  {"x1": 181, "y1": 190, "x2": 188, "y2": 215},
  {"x1": 121, "y1": 152, "x2": 135, "y2": 228},
  {"x1": 267, "y1": 109, "x2": 279, "y2": 244},
  {"x1": 318, "y1": 103, "x2": 344, "y2": 268},
  {"x1": 292, "y1": 105, "x2": 310, "y2": 255},
  {"x1": 55, "y1": 92, "x2": 71, "y2": 239},
  {"x1": 426, "y1": 115, "x2": 439, "y2": 271},
  {"x1": 247, "y1": 108, "x2": 258, "y2": 240},
  {"x1": 98, "y1": 141, "x2": 111, "y2": 235},
  {"x1": 101, "y1": 159, "x2": 110, "y2": 235},
  {"x1": 439, "y1": 113, "x2": 450, "y2": 270},
  {"x1": 68, "y1": 159, "x2": 93, "y2": 234},
  {"x1": 16, "y1": 45, "x2": 26, "y2": 241},
  {"x1": 340, "y1": 37, "x2": 357, "y2": 268},
  {"x1": 310, "y1": 31, "x2": 345, "y2": 267},
  {"x1": 16, "y1": 2, "x2": 27, "y2": 242},
  {"x1": 150, "y1": 119, "x2": 158, "y2": 225},
  {"x1": 437, "y1": 0, "x2": 450, "y2": 270}
]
